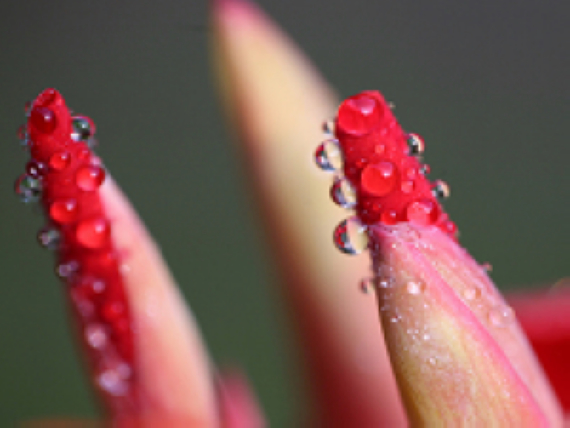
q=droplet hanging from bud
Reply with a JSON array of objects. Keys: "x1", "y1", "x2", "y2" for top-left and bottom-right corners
[
  {"x1": 432, "y1": 180, "x2": 450, "y2": 199},
  {"x1": 407, "y1": 133, "x2": 425, "y2": 155},
  {"x1": 330, "y1": 177, "x2": 356, "y2": 209},
  {"x1": 71, "y1": 116, "x2": 95, "y2": 141},
  {"x1": 333, "y1": 217, "x2": 369, "y2": 255},
  {"x1": 315, "y1": 139, "x2": 343, "y2": 172},
  {"x1": 14, "y1": 174, "x2": 42, "y2": 203},
  {"x1": 37, "y1": 226, "x2": 61, "y2": 250}
]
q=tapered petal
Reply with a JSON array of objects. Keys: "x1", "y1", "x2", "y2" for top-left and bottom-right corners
[
  {"x1": 211, "y1": 0, "x2": 406, "y2": 425},
  {"x1": 369, "y1": 224, "x2": 562, "y2": 426}
]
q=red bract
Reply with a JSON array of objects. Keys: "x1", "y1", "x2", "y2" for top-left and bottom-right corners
[
  {"x1": 17, "y1": 89, "x2": 136, "y2": 415},
  {"x1": 330, "y1": 91, "x2": 455, "y2": 235}
]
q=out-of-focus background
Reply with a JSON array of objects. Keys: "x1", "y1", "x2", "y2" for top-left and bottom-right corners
[{"x1": 0, "y1": 0, "x2": 568, "y2": 425}]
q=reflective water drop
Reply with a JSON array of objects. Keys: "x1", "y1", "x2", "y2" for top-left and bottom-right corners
[
  {"x1": 428, "y1": 357, "x2": 437, "y2": 365},
  {"x1": 14, "y1": 174, "x2": 41, "y2": 203},
  {"x1": 71, "y1": 116, "x2": 95, "y2": 141},
  {"x1": 56, "y1": 261, "x2": 79, "y2": 279},
  {"x1": 488, "y1": 305, "x2": 514, "y2": 328},
  {"x1": 49, "y1": 151, "x2": 71, "y2": 171},
  {"x1": 406, "y1": 199, "x2": 439, "y2": 225},
  {"x1": 360, "y1": 161, "x2": 398, "y2": 197},
  {"x1": 432, "y1": 180, "x2": 450, "y2": 199},
  {"x1": 26, "y1": 160, "x2": 47, "y2": 178},
  {"x1": 400, "y1": 180, "x2": 415, "y2": 194},
  {"x1": 333, "y1": 217, "x2": 369, "y2": 255},
  {"x1": 76, "y1": 218, "x2": 110, "y2": 249},
  {"x1": 380, "y1": 209, "x2": 399, "y2": 225},
  {"x1": 359, "y1": 278, "x2": 377, "y2": 293},
  {"x1": 76, "y1": 165, "x2": 106, "y2": 191},
  {"x1": 330, "y1": 177, "x2": 356, "y2": 209},
  {"x1": 322, "y1": 119, "x2": 335, "y2": 135},
  {"x1": 314, "y1": 139, "x2": 342, "y2": 171},
  {"x1": 98, "y1": 368, "x2": 129, "y2": 396},
  {"x1": 463, "y1": 286, "x2": 481, "y2": 301},
  {"x1": 49, "y1": 199, "x2": 78, "y2": 223},
  {"x1": 336, "y1": 94, "x2": 384, "y2": 136},
  {"x1": 37, "y1": 226, "x2": 60, "y2": 250},
  {"x1": 17, "y1": 124, "x2": 29, "y2": 147},
  {"x1": 407, "y1": 281, "x2": 425, "y2": 295},
  {"x1": 85, "y1": 324, "x2": 108, "y2": 349},
  {"x1": 30, "y1": 106, "x2": 57, "y2": 134},
  {"x1": 407, "y1": 133, "x2": 425, "y2": 155},
  {"x1": 420, "y1": 164, "x2": 431, "y2": 175}
]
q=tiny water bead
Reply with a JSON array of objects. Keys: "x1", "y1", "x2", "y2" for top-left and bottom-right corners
[
  {"x1": 76, "y1": 165, "x2": 106, "y2": 191},
  {"x1": 336, "y1": 93, "x2": 384, "y2": 136},
  {"x1": 463, "y1": 286, "x2": 481, "y2": 301},
  {"x1": 30, "y1": 106, "x2": 57, "y2": 134},
  {"x1": 405, "y1": 199, "x2": 439, "y2": 226},
  {"x1": 322, "y1": 119, "x2": 335, "y2": 135},
  {"x1": 360, "y1": 161, "x2": 398, "y2": 197},
  {"x1": 17, "y1": 124, "x2": 29, "y2": 146},
  {"x1": 315, "y1": 139, "x2": 342, "y2": 171},
  {"x1": 37, "y1": 226, "x2": 61, "y2": 250},
  {"x1": 333, "y1": 217, "x2": 369, "y2": 255},
  {"x1": 488, "y1": 305, "x2": 514, "y2": 328},
  {"x1": 14, "y1": 174, "x2": 42, "y2": 203},
  {"x1": 432, "y1": 180, "x2": 450, "y2": 199},
  {"x1": 98, "y1": 368, "x2": 129, "y2": 396},
  {"x1": 85, "y1": 323, "x2": 108, "y2": 349},
  {"x1": 49, "y1": 151, "x2": 71, "y2": 171},
  {"x1": 26, "y1": 160, "x2": 47, "y2": 177},
  {"x1": 71, "y1": 116, "x2": 94, "y2": 141},
  {"x1": 49, "y1": 199, "x2": 79, "y2": 223},
  {"x1": 406, "y1": 281, "x2": 426, "y2": 295},
  {"x1": 76, "y1": 218, "x2": 111, "y2": 249},
  {"x1": 330, "y1": 177, "x2": 356, "y2": 209},
  {"x1": 407, "y1": 133, "x2": 425, "y2": 155},
  {"x1": 56, "y1": 260, "x2": 79, "y2": 279}
]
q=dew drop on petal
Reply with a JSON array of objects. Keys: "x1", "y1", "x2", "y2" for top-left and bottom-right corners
[
  {"x1": 98, "y1": 368, "x2": 129, "y2": 396},
  {"x1": 330, "y1": 177, "x2": 356, "y2": 209},
  {"x1": 336, "y1": 94, "x2": 384, "y2": 136},
  {"x1": 30, "y1": 106, "x2": 57, "y2": 134},
  {"x1": 37, "y1": 226, "x2": 60, "y2": 250},
  {"x1": 85, "y1": 323, "x2": 108, "y2": 349},
  {"x1": 400, "y1": 180, "x2": 415, "y2": 194},
  {"x1": 17, "y1": 124, "x2": 29, "y2": 146},
  {"x1": 406, "y1": 199, "x2": 439, "y2": 225},
  {"x1": 49, "y1": 199, "x2": 78, "y2": 223},
  {"x1": 14, "y1": 174, "x2": 42, "y2": 203},
  {"x1": 49, "y1": 151, "x2": 71, "y2": 171},
  {"x1": 432, "y1": 180, "x2": 450, "y2": 199},
  {"x1": 75, "y1": 165, "x2": 106, "y2": 191},
  {"x1": 488, "y1": 305, "x2": 514, "y2": 328},
  {"x1": 71, "y1": 116, "x2": 95, "y2": 141},
  {"x1": 406, "y1": 281, "x2": 425, "y2": 295},
  {"x1": 315, "y1": 139, "x2": 342, "y2": 172},
  {"x1": 463, "y1": 286, "x2": 481, "y2": 301},
  {"x1": 56, "y1": 260, "x2": 79, "y2": 279},
  {"x1": 333, "y1": 217, "x2": 369, "y2": 255},
  {"x1": 76, "y1": 218, "x2": 110, "y2": 249},
  {"x1": 407, "y1": 133, "x2": 425, "y2": 155},
  {"x1": 26, "y1": 160, "x2": 47, "y2": 178},
  {"x1": 361, "y1": 161, "x2": 398, "y2": 197}
]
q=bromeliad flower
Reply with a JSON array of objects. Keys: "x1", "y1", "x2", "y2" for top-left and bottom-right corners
[{"x1": 14, "y1": 0, "x2": 569, "y2": 426}]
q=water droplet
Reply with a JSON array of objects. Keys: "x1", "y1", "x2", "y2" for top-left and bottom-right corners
[
  {"x1": 30, "y1": 106, "x2": 57, "y2": 134},
  {"x1": 407, "y1": 281, "x2": 425, "y2": 295},
  {"x1": 76, "y1": 218, "x2": 110, "y2": 249},
  {"x1": 481, "y1": 262, "x2": 493, "y2": 273},
  {"x1": 85, "y1": 324, "x2": 108, "y2": 349},
  {"x1": 423, "y1": 333, "x2": 431, "y2": 341},
  {"x1": 420, "y1": 164, "x2": 431, "y2": 175},
  {"x1": 406, "y1": 199, "x2": 439, "y2": 226},
  {"x1": 390, "y1": 316, "x2": 399, "y2": 323},
  {"x1": 333, "y1": 217, "x2": 369, "y2": 255},
  {"x1": 98, "y1": 368, "x2": 129, "y2": 396},
  {"x1": 24, "y1": 101, "x2": 32, "y2": 115},
  {"x1": 71, "y1": 116, "x2": 95, "y2": 141},
  {"x1": 432, "y1": 180, "x2": 450, "y2": 199},
  {"x1": 314, "y1": 139, "x2": 342, "y2": 171},
  {"x1": 428, "y1": 357, "x2": 437, "y2": 365},
  {"x1": 37, "y1": 226, "x2": 60, "y2": 250},
  {"x1": 374, "y1": 144, "x2": 385, "y2": 155},
  {"x1": 336, "y1": 93, "x2": 384, "y2": 136},
  {"x1": 14, "y1": 174, "x2": 42, "y2": 203},
  {"x1": 359, "y1": 278, "x2": 377, "y2": 293},
  {"x1": 488, "y1": 305, "x2": 514, "y2": 328},
  {"x1": 407, "y1": 133, "x2": 425, "y2": 155},
  {"x1": 101, "y1": 300, "x2": 124, "y2": 323},
  {"x1": 322, "y1": 119, "x2": 335, "y2": 135},
  {"x1": 49, "y1": 151, "x2": 71, "y2": 171},
  {"x1": 26, "y1": 160, "x2": 47, "y2": 178},
  {"x1": 330, "y1": 177, "x2": 356, "y2": 209},
  {"x1": 56, "y1": 261, "x2": 79, "y2": 279},
  {"x1": 49, "y1": 199, "x2": 78, "y2": 223},
  {"x1": 75, "y1": 165, "x2": 106, "y2": 191},
  {"x1": 360, "y1": 161, "x2": 398, "y2": 197},
  {"x1": 463, "y1": 286, "x2": 481, "y2": 300},
  {"x1": 380, "y1": 209, "x2": 399, "y2": 225}
]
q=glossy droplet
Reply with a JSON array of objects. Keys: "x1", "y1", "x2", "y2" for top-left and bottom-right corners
[
  {"x1": 463, "y1": 286, "x2": 481, "y2": 301},
  {"x1": 14, "y1": 174, "x2": 42, "y2": 203},
  {"x1": 420, "y1": 164, "x2": 431, "y2": 175},
  {"x1": 406, "y1": 281, "x2": 425, "y2": 295},
  {"x1": 76, "y1": 218, "x2": 110, "y2": 249},
  {"x1": 488, "y1": 305, "x2": 514, "y2": 328},
  {"x1": 49, "y1": 151, "x2": 71, "y2": 171},
  {"x1": 333, "y1": 217, "x2": 369, "y2": 255},
  {"x1": 361, "y1": 161, "x2": 398, "y2": 197},
  {"x1": 400, "y1": 180, "x2": 415, "y2": 194},
  {"x1": 322, "y1": 119, "x2": 335, "y2": 135},
  {"x1": 71, "y1": 116, "x2": 95, "y2": 141},
  {"x1": 359, "y1": 278, "x2": 377, "y2": 294},
  {"x1": 439, "y1": 219, "x2": 458, "y2": 236},
  {"x1": 49, "y1": 199, "x2": 79, "y2": 223},
  {"x1": 407, "y1": 133, "x2": 425, "y2": 155},
  {"x1": 56, "y1": 261, "x2": 79, "y2": 279},
  {"x1": 85, "y1": 324, "x2": 108, "y2": 349},
  {"x1": 406, "y1": 199, "x2": 439, "y2": 225},
  {"x1": 336, "y1": 94, "x2": 384, "y2": 136},
  {"x1": 26, "y1": 160, "x2": 47, "y2": 177},
  {"x1": 315, "y1": 139, "x2": 342, "y2": 171},
  {"x1": 330, "y1": 177, "x2": 356, "y2": 209},
  {"x1": 30, "y1": 106, "x2": 57, "y2": 134},
  {"x1": 76, "y1": 165, "x2": 106, "y2": 191},
  {"x1": 37, "y1": 226, "x2": 60, "y2": 250},
  {"x1": 98, "y1": 368, "x2": 129, "y2": 396},
  {"x1": 380, "y1": 209, "x2": 399, "y2": 225},
  {"x1": 432, "y1": 180, "x2": 450, "y2": 199}
]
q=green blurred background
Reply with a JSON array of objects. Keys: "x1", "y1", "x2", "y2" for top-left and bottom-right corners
[{"x1": 0, "y1": 0, "x2": 568, "y2": 425}]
